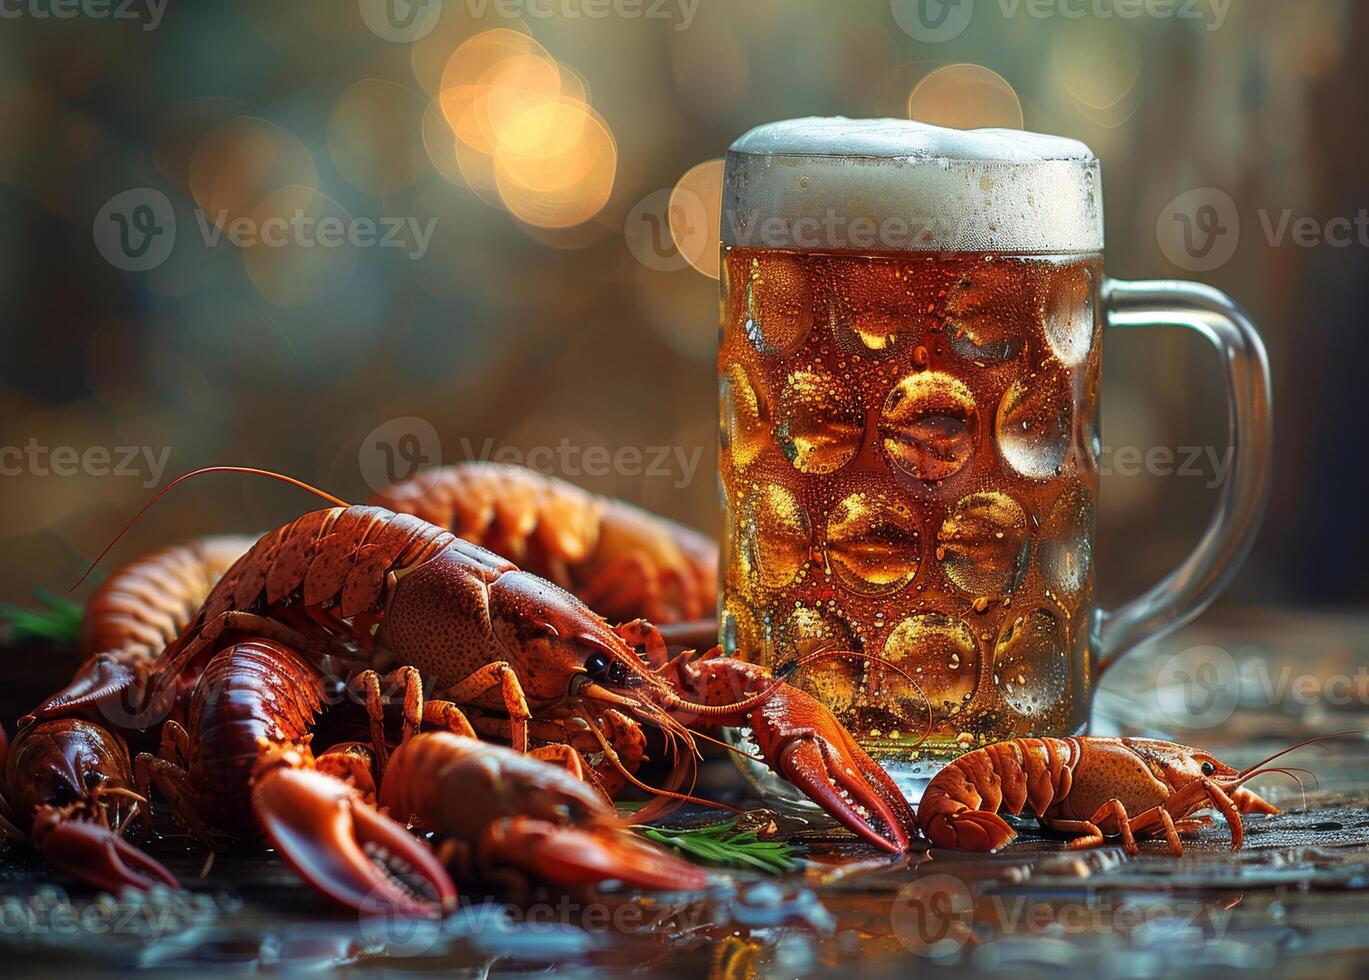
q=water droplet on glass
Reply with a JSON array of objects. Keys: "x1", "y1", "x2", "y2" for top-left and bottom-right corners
[
  {"x1": 744, "y1": 255, "x2": 813, "y2": 354},
  {"x1": 883, "y1": 611, "x2": 979, "y2": 731},
  {"x1": 824, "y1": 490, "x2": 922, "y2": 596},
  {"x1": 830, "y1": 260, "x2": 926, "y2": 355},
  {"x1": 773, "y1": 604, "x2": 861, "y2": 721},
  {"x1": 996, "y1": 368, "x2": 1073, "y2": 479},
  {"x1": 720, "y1": 361, "x2": 769, "y2": 470},
  {"x1": 994, "y1": 607, "x2": 1068, "y2": 717},
  {"x1": 775, "y1": 367, "x2": 864, "y2": 474},
  {"x1": 738, "y1": 483, "x2": 811, "y2": 592},
  {"x1": 945, "y1": 267, "x2": 1039, "y2": 364},
  {"x1": 937, "y1": 491, "x2": 1029, "y2": 596},
  {"x1": 1043, "y1": 265, "x2": 1095, "y2": 367},
  {"x1": 879, "y1": 371, "x2": 978, "y2": 480},
  {"x1": 1040, "y1": 482, "x2": 1093, "y2": 596}
]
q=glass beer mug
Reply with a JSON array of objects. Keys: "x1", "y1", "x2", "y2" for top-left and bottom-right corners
[{"x1": 717, "y1": 118, "x2": 1271, "y2": 802}]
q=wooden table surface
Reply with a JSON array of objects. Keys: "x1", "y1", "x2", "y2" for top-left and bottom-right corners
[{"x1": 2, "y1": 608, "x2": 1367, "y2": 978}]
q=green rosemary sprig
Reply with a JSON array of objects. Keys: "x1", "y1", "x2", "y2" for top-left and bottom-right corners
[
  {"x1": 0, "y1": 589, "x2": 84, "y2": 646},
  {"x1": 636, "y1": 819, "x2": 803, "y2": 875}
]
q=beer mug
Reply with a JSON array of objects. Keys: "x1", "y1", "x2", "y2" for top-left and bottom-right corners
[{"x1": 717, "y1": 118, "x2": 1270, "y2": 801}]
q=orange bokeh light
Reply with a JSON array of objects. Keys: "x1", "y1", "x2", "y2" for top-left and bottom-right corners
[{"x1": 908, "y1": 64, "x2": 1024, "y2": 131}]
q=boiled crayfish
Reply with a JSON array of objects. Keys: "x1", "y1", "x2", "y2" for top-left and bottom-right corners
[
  {"x1": 368, "y1": 462, "x2": 717, "y2": 627},
  {"x1": 0, "y1": 719, "x2": 179, "y2": 892},
  {"x1": 914, "y1": 735, "x2": 1328, "y2": 854},
  {"x1": 8, "y1": 463, "x2": 914, "y2": 913},
  {"x1": 132, "y1": 636, "x2": 700, "y2": 914}
]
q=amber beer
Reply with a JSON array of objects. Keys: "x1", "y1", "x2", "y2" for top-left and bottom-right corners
[
  {"x1": 721, "y1": 246, "x2": 1101, "y2": 767},
  {"x1": 718, "y1": 119, "x2": 1108, "y2": 792}
]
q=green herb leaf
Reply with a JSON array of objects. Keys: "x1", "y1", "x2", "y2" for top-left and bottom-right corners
[
  {"x1": 0, "y1": 589, "x2": 84, "y2": 646},
  {"x1": 636, "y1": 819, "x2": 803, "y2": 875}
]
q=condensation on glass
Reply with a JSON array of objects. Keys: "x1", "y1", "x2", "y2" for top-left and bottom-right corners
[{"x1": 718, "y1": 118, "x2": 1270, "y2": 806}]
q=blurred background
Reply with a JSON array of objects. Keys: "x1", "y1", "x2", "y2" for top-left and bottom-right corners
[{"x1": 0, "y1": 0, "x2": 1362, "y2": 620}]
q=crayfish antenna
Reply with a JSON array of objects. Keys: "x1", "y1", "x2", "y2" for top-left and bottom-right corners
[
  {"x1": 1233, "y1": 730, "x2": 1364, "y2": 787},
  {"x1": 72, "y1": 466, "x2": 350, "y2": 592}
]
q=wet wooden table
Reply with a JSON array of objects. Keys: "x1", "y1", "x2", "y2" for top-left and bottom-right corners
[{"x1": 2, "y1": 608, "x2": 1367, "y2": 978}]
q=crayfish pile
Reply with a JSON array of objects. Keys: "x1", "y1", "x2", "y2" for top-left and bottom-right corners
[{"x1": 0, "y1": 463, "x2": 916, "y2": 915}]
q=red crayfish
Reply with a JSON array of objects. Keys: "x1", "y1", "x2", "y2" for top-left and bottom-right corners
[
  {"x1": 8, "y1": 464, "x2": 913, "y2": 912},
  {"x1": 916, "y1": 734, "x2": 1340, "y2": 854}
]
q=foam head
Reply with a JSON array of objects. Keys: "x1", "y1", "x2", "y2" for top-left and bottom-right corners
[{"x1": 722, "y1": 117, "x2": 1103, "y2": 254}]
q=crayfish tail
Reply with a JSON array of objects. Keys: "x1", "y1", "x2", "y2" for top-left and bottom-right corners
[{"x1": 922, "y1": 808, "x2": 1017, "y2": 852}]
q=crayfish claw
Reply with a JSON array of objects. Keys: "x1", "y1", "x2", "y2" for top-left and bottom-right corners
[
  {"x1": 478, "y1": 816, "x2": 710, "y2": 892},
  {"x1": 23, "y1": 657, "x2": 138, "y2": 727},
  {"x1": 747, "y1": 683, "x2": 917, "y2": 853},
  {"x1": 33, "y1": 810, "x2": 180, "y2": 893},
  {"x1": 778, "y1": 735, "x2": 913, "y2": 853},
  {"x1": 252, "y1": 766, "x2": 456, "y2": 918}
]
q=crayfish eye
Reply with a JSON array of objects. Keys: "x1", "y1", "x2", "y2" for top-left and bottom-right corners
[
  {"x1": 584, "y1": 651, "x2": 610, "y2": 680},
  {"x1": 49, "y1": 781, "x2": 77, "y2": 806},
  {"x1": 1200, "y1": 761, "x2": 1216, "y2": 777}
]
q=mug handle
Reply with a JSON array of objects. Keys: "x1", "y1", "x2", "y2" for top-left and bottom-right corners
[{"x1": 1093, "y1": 279, "x2": 1272, "y2": 675}]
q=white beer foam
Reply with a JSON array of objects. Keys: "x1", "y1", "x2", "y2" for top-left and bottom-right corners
[{"x1": 722, "y1": 117, "x2": 1103, "y2": 253}]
